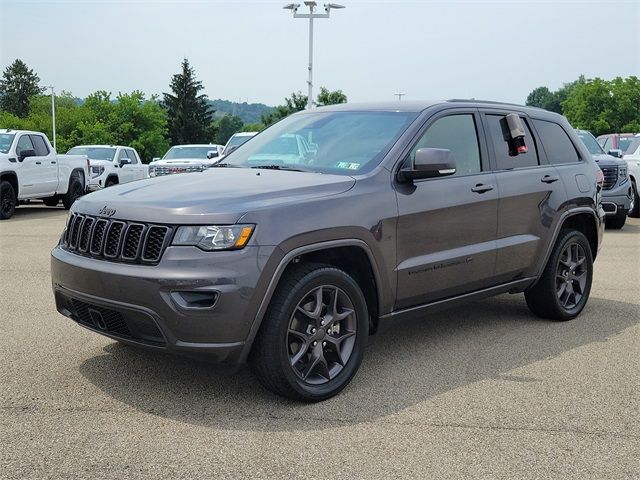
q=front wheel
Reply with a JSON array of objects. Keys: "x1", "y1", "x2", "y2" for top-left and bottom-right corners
[
  {"x1": 0, "y1": 180, "x2": 17, "y2": 220},
  {"x1": 629, "y1": 180, "x2": 639, "y2": 218},
  {"x1": 62, "y1": 173, "x2": 84, "y2": 210},
  {"x1": 250, "y1": 263, "x2": 369, "y2": 402},
  {"x1": 42, "y1": 196, "x2": 59, "y2": 207},
  {"x1": 525, "y1": 229, "x2": 593, "y2": 321},
  {"x1": 605, "y1": 210, "x2": 627, "y2": 230}
]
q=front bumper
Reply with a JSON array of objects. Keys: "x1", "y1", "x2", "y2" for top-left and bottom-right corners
[
  {"x1": 51, "y1": 244, "x2": 277, "y2": 365},
  {"x1": 601, "y1": 188, "x2": 632, "y2": 216}
]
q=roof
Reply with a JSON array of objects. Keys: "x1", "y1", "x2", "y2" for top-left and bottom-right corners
[
  {"x1": 0, "y1": 129, "x2": 44, "y2": 135},
  {"x1": 230, "y1": 132, "x2": 258, "y2": 137},
  {"x1": 72, "y1": 145, "x2": 127, "y2": 149}
]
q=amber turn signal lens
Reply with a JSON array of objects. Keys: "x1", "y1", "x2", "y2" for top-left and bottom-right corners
[{"x1": 234, "y1": 226, "x2": 254, "y2": 248}]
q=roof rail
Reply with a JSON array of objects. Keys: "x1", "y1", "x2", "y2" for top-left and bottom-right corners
[{"x1": 447, "y1": 98, "x2": 530, "y2": 108}]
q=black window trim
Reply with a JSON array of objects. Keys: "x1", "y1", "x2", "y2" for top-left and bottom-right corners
[{"x1": 392, "y1": 107, "x2": 491, "y2": 183}]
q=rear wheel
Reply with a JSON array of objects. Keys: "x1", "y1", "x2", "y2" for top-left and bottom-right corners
[
  {"x1": 525, "y1": 229, "x2": 593, "y2": 321},
  {"x1": 0, "y1": 180, "x2": 17, "y2": 220},
  {"x1": 42, "y1": 196, "x2": 59, "y2": 207},
  {"x1": 629, "y1": 180, "x2": 639, "y2": 218},
  {"x1": 62, "y1": 173, "x2": 84, "y2": 210},
  {"x1": 605, "y1": 210, "x2": 627, "y2": 230},
  {"x1": 250, "y1": 263, "x2": 369, "y2": 402}
]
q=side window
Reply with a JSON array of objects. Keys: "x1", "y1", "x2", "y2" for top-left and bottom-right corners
[
  {"x1": 486, "y1": 115, "x2": 539, "y2": 170},
  {"x1": 532, "y1": 120, "x2": 581, "y2": 165},
  {"x1": 16, "y1": 135, "x2": 35, "y2": 155},
  {"x1": 30, "y1": 135, "x2": 50, "y2": 156},
  {"x1": 126, "y1": 149, "x2": 139, "y2": 164},
  {"x1": 408, "y1": 114, "x2": 482, "y2": 176},
  {"x1": 117, "y1": 149, "x2": 130, "y2": 162},
  {"x1": 602, "y1": 137, "x2": 610, "y2": 150}
]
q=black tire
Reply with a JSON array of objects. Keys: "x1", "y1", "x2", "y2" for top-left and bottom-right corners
[
  {"x1": 105, "y1": 177, "x2": 117, "y2": 188},
  {"x1": 62, "y1": 172, "x2": 84, "y2": 210},
  {"x1": 42, "y1": 196, "x2": 59, "y2": 207},
  {"x1": 0, "y1": 180, "x2": 17, "y2": 220},
  {"x1": 250, "y1": 263, "x2": 369, "y2": 402},
  {"x1": 629, "y1": 180, "x2": 639, "y2": 218},
  {"x1": 605, "y1": 210, "x2": 627, "y2": 230},
  {"x1": 525, "y1": 229, "x2": 593, "y2": 321}
]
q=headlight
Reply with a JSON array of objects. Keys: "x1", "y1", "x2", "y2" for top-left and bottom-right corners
[
  {"x1": 149, "y1": 166, "x2": 156, "y2": 177},
  {"x1": 619, "y1": 166, "x2": 628, "y2": 184},
  {"x1": 90, "y1": 166, "x2": 104, "y2": 178},
  {"x1": 172, "y1": 224, "x2": 255, "y2": 251}
]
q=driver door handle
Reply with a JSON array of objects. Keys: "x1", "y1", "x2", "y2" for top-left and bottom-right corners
[
  {"x1": 541, "y1": 175, "x2": 560, "y2": 184},
  {"x1": 471, "y1": 184, "x2": 494, "y2": 194},
  {"x1": 35, "y1": 161, "x2": 42, "y2": 165}
]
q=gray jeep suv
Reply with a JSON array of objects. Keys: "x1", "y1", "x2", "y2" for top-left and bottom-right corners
[{"x1": 51, "y1": 101, "x2": 605, "y2": 401}]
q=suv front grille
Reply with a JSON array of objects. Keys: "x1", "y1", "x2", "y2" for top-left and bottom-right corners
[
  {"x1": 153, "y1": 165, "x2": 204, "y2": 176},
  {"x1": 601, "y1": 166, "x2": 617, "y2": 190},
  {"x1": 63, "y1": 214, "x2": 171, "y2": 264}
]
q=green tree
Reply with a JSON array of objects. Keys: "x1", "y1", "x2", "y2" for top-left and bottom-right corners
[
  {"x1": 525, "y1": 86, "x2": 555, "y2": 110},
  {"x1": 240, "y1": 123, "x2": 264, "y2": 132},
  {"x1": 316, "y1": 87, "x2": 347, "y2": 106},
  {"x1": 214, "y1": 115, "x2": 244, "y2": 145},
  {"x1": 563, "y1": 76, "x2": 640, "y2": 136},
  {"x1": 261, "y1": 91, "x2": 308, "y2": 126},
  {"x1": 524, "y1": 75, "x2": 586, "y2": 114},
  {"x1": 0, "y1": 59, "x2": 44, "y2": 117},
  {"x1": 163, "y1": 58, "x2": 213, "y2": 145}
]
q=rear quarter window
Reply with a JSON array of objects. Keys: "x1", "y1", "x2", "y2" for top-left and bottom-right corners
[{"x1": 532, "y1": 120, "x2": 581, "y2": 164}]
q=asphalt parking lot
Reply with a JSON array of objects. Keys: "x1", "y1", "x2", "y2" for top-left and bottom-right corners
[{"x1": 1, "y1": 205, "x2": 638, "y2": 479}]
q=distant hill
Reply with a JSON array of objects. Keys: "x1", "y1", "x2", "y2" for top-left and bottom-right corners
[{"x1": 208, "y1": 99, "x2": 274, "y2": 125}]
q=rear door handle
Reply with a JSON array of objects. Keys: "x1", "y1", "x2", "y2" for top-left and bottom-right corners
[
  {"x1": 471, "y1": 184, "x2": 494, "y2": 193},
  {"x1": 35, "y1": 161, "x2": 42, "y2": 165},
  {"x1": 51, "y1": 161, "x2": 56, "y2": 164},
  {"x1": 541, "y1": 175, "x2": 559, "y2": 184}
]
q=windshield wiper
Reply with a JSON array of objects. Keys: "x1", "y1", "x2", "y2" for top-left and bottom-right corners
[
  {"x1": 210, "y1": 162, "x2": 242, "y2": 168},
  {"x1": 250, "y1": 165, "x2": 309, "y2": 172}
]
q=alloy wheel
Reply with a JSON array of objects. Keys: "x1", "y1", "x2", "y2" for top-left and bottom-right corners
[
  {"x1": 287, "y1": 285, "x2": 357, "y2": 385},
  {"x1": 555, "y1": 242, "x2": 588, "y2": 310},
  {"x1": 1, "y1": 187, "x2": 15, "y2": 216}
]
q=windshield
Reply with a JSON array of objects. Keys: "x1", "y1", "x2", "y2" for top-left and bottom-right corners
[
  {"x1": 67, "y1": 147, "x2": 116, "y2": 161},
  {"x1": 0, "y1": 133, "x2": 15, "y2": 154},
  {"x1": 163, "y1": 146, "x2": 213, "y2": 159},
  {"x1": 225, "y1": 135, "x2": 254, "y2": 150},
  {"x1": 220, "y1": 111, "x2": 417, "y2": 174},
  {"x1": 576, "y1": 131, "x2": 605, "y2": 155}
]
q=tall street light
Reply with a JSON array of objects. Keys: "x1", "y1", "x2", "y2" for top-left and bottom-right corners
[
  {"x1": 283, "y1": 2, "x2": 345, "y2": 110},
  {"x1": 44, "y1": 85, "x2": 56, "y2": 150}
]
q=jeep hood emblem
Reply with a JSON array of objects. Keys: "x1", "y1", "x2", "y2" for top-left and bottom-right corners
[{"x1": 99, "y1": 206, "x2": 116, "y2": 217}]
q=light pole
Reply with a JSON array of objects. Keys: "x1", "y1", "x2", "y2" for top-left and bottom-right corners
[
  {"x1": 44, "y1": 85, "x2": 56, "y2": 150},
  {"x1": 283, "y1": 2, "x2": 345, "y2": 110},
  {"x1": 394, "y1": 92, "x2": 406, "y2": 101}
]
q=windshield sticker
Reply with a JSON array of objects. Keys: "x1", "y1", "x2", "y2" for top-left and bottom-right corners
[{"x1": 336, "y1": 162, "x2": 360, "y2": 170}]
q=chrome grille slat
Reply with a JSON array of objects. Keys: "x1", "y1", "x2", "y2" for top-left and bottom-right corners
[
  {"x1": 601, "y1": 166, "x2": 617, "y2": 190},
  {"x1": 62, "y1": 214, "x2": 170, "y2": 265}
]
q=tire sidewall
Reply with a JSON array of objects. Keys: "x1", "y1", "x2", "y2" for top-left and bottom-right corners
[
  {"x1": 0, "y1": 181, "x2": 16, "y2": 220},
  {"x1": 549, "y1": 231, "x2": 594, "y2": 319},
  {"x1": 275, "y1": 268, "x2": 369, "y2": 401}
]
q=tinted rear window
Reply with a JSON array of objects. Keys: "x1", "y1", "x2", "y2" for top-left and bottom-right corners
[
  {"x1": 532, "y1": 120, "x2": 581, "y2": 164},
  {"x1": 30, "y1": 135, "x2": 50, "y2": 156}
]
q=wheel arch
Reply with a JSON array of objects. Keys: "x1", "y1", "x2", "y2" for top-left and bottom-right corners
[
  {"x1": 0, "y1": 171, "x2": 19, "y2": 198},
  {"x1": 239, "y1": 239, "x2": 384, "y2": 363},
  {"x1": 67, "y1": 168, "x2": 85, "y2": 192},
  {"x1": 105, "y1": 174, "x2": 119, "y2": 185}
]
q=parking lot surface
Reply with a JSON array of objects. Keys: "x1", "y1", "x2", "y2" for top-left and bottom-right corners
[{"x1": 1, "y1": 205, "x2": 638, "y2": 479}]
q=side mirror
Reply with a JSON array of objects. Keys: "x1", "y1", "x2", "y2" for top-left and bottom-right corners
[
  {"x1": 398, "y1": 148, "x2": 456, "y2": 182},
  {"x1": 152, "y1": 157, "x2": 160, "y2": 162},
  {"x1": 119, "y1": 158, "x2": 131, "y2": 166},
  {"x1": 18, "y1": 149, "x2": 36, "y2": 162},
  {"x1": 608, "y1": 149, "x2": 622, "y2": 158},
  {"x1": 207, "y1": 150, "x2": 219, "y2": 159}
]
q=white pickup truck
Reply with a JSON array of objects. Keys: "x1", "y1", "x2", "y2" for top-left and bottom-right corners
[
  {"x1": 623, "y1": 133, "x2": 640, "y2": 217},
  {"x1": 0, "y1": 129, "x2": 89, "y2": 220},
  {"x1": 67, "y1": 145, "x2": 148, "y2": 191}
]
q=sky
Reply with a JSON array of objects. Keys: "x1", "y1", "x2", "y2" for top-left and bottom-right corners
[{"x1": 1, "y1": 0, "x2": 639, "y2": 107}]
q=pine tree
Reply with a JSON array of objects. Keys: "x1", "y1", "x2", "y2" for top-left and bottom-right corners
[
  {"x1": 0, "y1": 59, "x2": 44, "y2": 118},
  {"x1": 162, "y1": 59, "x2": 213, "y2": 145}
]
